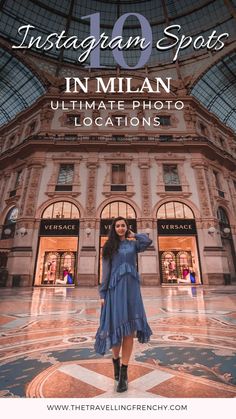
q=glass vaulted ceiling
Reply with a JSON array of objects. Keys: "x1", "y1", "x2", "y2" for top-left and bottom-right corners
[
  {"x1": 0, "y1": 48, "x2": 45, "y2": 126},
  {"x1": 0, "y1": 0, "x2": 236, "y2": 131},
  {"x1": 191, "y1": 52, "x2": 236, "y2": 133},
  {"x1": 0, "y1": 0, "x2": 235, "y2": 66}
]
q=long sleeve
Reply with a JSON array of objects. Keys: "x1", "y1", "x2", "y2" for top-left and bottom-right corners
[
  {"x1": 99, "y1": 257, "x2": 111, "y2": 299},
  {"x1": 135, "y1": 233, "x2": 152, "y2": 253}
]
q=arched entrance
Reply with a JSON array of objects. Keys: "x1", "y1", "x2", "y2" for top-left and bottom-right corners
[
  {"x1": 157, "y1": 201, "x2": 201, "y2": 285},
  {"x1": 34, "y1": 201, "x2": 80, "y2": 286},
  {"x1": 99, "y1": 201, "x2": 136, "y2": 283},
  {"x1": 217, "y1": 207, "x2": 236, "y2": 283}
]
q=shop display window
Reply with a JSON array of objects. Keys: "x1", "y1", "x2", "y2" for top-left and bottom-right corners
[{"x1": 35, "y1": 237, "x2": 77, "y2": 286}]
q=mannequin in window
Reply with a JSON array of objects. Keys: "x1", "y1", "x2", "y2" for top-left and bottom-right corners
[
  {"x1": 169, "y1": 259, "x2": 176, "y2": 281},
  {"x1": 182, "y1": 265, "x2": 190, "y2": 280},
  {"x1": 163, "y1": 259, "x2": 170, "y2": 281},
  {"x1": 56, "y1": 266, "x2": 68, "y2": 285},
  {"x1": 45, "y1": 261, "x2": 52, "y2": 283},
  {"x1": 49, "y1": 259, "x2": 56, "y2": 283}
]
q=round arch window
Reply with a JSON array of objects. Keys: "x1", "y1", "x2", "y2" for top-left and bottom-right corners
[
  {"x1": 42, "y1": 201, "x2": 80, "y2": 219},
  {"x1": 101, "y1": 201, "x2": 136, "y2": 219},
  {"x1": 157, "y1": 201, "x2": 194, "y2": 219}
]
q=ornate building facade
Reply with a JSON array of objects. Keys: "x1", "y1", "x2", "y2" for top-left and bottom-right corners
[{"x1": 0, "y1": 1, "x2": 235, "y2": 288}]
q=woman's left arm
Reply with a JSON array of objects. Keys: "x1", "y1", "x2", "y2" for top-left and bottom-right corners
[
  {"x1": 99, "y1": 257, "x2": 111, "y2": 300},
  {"x1": 134, "y1": 233, "x2": 152, "y2": 253}
]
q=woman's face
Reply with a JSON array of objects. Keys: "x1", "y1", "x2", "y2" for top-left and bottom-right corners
[{"x1": 114, "y1": 219, "x2": 127, "y2": 239}]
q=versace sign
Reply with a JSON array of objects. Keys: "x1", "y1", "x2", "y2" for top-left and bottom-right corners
[
  {"x1": 40, "y1": 219, "x2": 80, "y2": 236},
  {"x1": 157, "y1": 219, "x2": 196, "y2": 236}
]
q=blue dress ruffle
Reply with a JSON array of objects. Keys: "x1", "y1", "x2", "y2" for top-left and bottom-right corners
[{"x1": 94, "y1": 234, "x2": 153, "y2": 355}]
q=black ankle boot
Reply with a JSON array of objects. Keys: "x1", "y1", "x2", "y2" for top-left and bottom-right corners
[
  {"x1": 117, "y1": 364, "x2": 128, "y2": 392},
  {"x1": 112, "y1": 357, "x2": 120, "y2": 381}
]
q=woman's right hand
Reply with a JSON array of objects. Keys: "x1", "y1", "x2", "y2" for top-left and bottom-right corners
[
  {"x1": 127, "y1": 230, "x2": 136, "y2": 238},
  {"x1": 100, "y1": 299, "x2": 105, "y2": 306}
]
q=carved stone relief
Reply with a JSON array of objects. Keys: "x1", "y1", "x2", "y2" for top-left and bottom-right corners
[
  {"x1": 193, "y1": 164, "x2": 212, "y2": 217},
  {"x1": 139, "y1": 161, "x2": 151, "y2": 217},
  {"x1": 25, "y1": 166, "x2": 42, "y2": 216},
  {"x1": 86, "y1": 162, "x2": 98, "y2": 216}
]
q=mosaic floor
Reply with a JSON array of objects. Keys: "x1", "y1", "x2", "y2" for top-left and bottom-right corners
[{"x1": 0, "y1": 285, "x2": 236, "y2": 398}]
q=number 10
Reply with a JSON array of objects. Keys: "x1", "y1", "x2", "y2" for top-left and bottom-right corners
[{"x1": 82, "y1": 12, "x2": 152, "y2": 69}]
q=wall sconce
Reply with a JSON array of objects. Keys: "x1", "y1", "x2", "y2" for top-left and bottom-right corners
[
  {"x1": 208, "y1": 226, "x2": 216, "y2": 236},
  {"x1": 17, "y1": 227, "x2": 27, "y2": 237},
  {"x1": 85, "y1": 227, "x2": 91, "y2": 237},
  {"x1": 3, "y1": 228, "x2": 11, "y2": 236},
  {"x1": 221, "y1": 227, "x2": 231, "y2": 238},
  {"x1": 208, "y1": 226, "x2": 231, "y2": 237}
]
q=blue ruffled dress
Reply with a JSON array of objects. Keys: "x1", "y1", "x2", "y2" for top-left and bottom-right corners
[{"x1": 94, "y1": 234, "x2": 153, "y2": 355}]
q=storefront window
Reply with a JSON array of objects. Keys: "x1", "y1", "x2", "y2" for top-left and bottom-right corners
[
  {"x1": 157, "y1": 202, "x2": 201, "y2": 285},
  {"x1": 35, "y1": 201, "x2": 80, "y2": 286},
  {"x1": 41, "y1": 247, "x2": 76, "y2": 285}
]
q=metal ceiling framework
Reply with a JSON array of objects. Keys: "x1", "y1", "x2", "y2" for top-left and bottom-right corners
[
  {"x1": 0, "y1": 0, "x2": 235, "y2": 131},
  {"x1": 0, "y1": 48, "x2": 45, "y2": 126},
  {"x1": 0, "y1": 0, "x2": 235, "y2": 66},
  {"x1": 191, "y1": 51, "x2": 236, "y2": 133}
]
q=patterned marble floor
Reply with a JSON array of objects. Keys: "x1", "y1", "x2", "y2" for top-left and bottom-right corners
[{"x1": 0, "y1": 285, "x2": 236, "y2": 398}]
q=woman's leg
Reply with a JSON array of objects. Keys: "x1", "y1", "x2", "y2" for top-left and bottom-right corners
[
  {"x1": 121, "y1": 335, "x2": 134, "y2": 365},
  {"x1": 112, "y1": 344, "x2": 121, "y2": 359},
  {"x1": 112, "y1": 344, "x2": 121, "y2": 381},
  {"x1": 117, "y1": 335, "x2": 134, "y2": 392},
  {"x1": 112, "y1": 333, "x2": 134, "y2": 363}
]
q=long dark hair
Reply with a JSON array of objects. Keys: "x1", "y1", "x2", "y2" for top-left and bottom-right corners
[{"x1": 102, "y1": 216, "x2": 129, "y2": 259}]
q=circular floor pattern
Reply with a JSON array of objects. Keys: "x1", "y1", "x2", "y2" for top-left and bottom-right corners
[
  {"x1": 26, "y1": 360, "x2": 159, "y2": 398},
  {"x1": 25, "y1": 357, "x2": 236, "y2": 399}
]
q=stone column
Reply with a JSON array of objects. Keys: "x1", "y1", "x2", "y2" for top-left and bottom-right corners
[
  {"x1": 192, "y1": 159, "x2": 225, "y2": 285},
  {"x1": 77, "y1": 155, "x2": 99, "y2": 286},
  {"x1": 138, "y1": 156, "x2": 159, "y2": 285},
  {"x1": 7, "y1": 157, "x2": 44, "y2": 287}
]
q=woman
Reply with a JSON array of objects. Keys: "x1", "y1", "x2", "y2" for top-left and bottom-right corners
[{"x1": 94, "y1": 216, "x2": 152, "y2": 393}]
